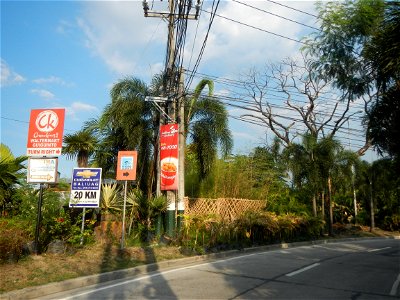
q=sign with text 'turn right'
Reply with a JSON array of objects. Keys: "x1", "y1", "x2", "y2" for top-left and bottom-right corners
[
  {"x1": 26, "y1": 108, "x2": 65, "y2": 156},
  {"x1": 160, "y1": 124, "x2": 179, "y2": 191}
]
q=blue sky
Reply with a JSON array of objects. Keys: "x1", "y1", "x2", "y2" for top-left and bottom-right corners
[{"x1": 1, "y1": 0, "x2": 378, "y2": 178}]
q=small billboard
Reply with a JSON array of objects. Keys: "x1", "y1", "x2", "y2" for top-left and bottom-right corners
[
  {"x1": 69, "y1": 168, "x2": 102, "y2": 208},
  {"x1": 26, "y1": 108, "x2": 65, "y2": 157},
  {"x1": 27, "y1": 157, "x2": 58, "y2": 183},
  {"x1": 116, "y1": 151, "x2": 138, "y2": 181}
]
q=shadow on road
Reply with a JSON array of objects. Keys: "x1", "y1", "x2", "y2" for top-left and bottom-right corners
[{"x1": 93, "y1": 233, "x2": 177, "y2": 299}]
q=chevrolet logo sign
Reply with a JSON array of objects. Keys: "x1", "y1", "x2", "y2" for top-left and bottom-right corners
[{"x1": 76, "y1": 170, "x2": 98, "y2": 178}]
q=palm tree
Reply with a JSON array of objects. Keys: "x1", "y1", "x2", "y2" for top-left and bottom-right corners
[
  {"x1": 63, "y1": 130, "x2": 98, "y2": 167},
  {"x1": 90, "y1": 75, "x2": 232, "y2": 194},
  {"x1": 0, "y1": 144, "x2": 27, "y2": 215},
  {"x1": 89, "y1": 76, "x2": 158, "y2": 195},
  {"x1": 184, "y1": 79, "x2": 233, "y2": 178}
]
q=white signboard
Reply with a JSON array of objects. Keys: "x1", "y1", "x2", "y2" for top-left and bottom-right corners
[
  {"x1": 27, "y1": 158, "x2": 58, "y2": 183},
  {"x1": 69, "y1": 168, "x2": 102, "y2": 208}
]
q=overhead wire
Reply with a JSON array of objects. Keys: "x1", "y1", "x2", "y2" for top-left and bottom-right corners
[
  {"x1": 232, "y1": 0, "x2": 320, "y2": 31},
  {"x1": 265, "y1": 0, "x2": 319, "y2": 19},
  {"x1": 185, "y1": 0, "x2": 221, "y2": 93},
  {"x1": 200, "y1": 8, "x2": 307, "y2": 45},
  {"x1": 183, "y1": 69, "x2": 367, "y2": 112}
]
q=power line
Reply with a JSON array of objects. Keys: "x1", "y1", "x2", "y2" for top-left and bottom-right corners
[
  {"x1": 232, "y1": 0, "x2": 320, "y2": 31},
  {"x1": 265, "y1": 0, "x2": 319, "y2": 19},
  {"x1": 185, "y1": 0, "x2": 221, "y2": 92},
  {"x1": 184, "y1": 70, "x2": 367, "y2": 112},
  {"x1": 200, "y1": 8, "x2": 307, "y2": 45}
]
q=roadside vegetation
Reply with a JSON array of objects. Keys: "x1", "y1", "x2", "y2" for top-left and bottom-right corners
[{"x1": 1, "y1": 0, "x2": 399, "y2": 294}]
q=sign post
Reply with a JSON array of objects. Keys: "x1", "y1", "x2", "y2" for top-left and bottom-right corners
[
  {"x1": 26, "y1": 108, "x2": 65, "y2": 254},
  {"x1": 117, "y1": 151, "x2": 138, "y2": 249}
]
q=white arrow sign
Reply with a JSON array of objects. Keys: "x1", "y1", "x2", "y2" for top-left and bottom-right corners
[{"x1": 27, "y1": 158, "x2": 58, "y2": 183}]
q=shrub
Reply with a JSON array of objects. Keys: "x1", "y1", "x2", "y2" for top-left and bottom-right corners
[
  {"x1": 381, "y1": 214, "x2": 400, "y2": 231},
  {"x1": 179, "y1": 210, "x2": 324, "y2": 251},
  {"x1": 0, "y1": 219, "x2": 31, "y2": 263}
]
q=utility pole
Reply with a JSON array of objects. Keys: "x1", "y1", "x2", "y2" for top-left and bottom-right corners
[{"x1": 143, "y1": 0, "x2": 200, "y2": 236}]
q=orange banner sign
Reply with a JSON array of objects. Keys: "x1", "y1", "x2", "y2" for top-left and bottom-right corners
[
  {"x1": 116, "y1": 151, "x2": 138, "y2": 181},
  {"x1": 26, "y1": 108, "x2": 65, "y2": 156}
]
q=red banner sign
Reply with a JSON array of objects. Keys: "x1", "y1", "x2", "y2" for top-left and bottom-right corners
[
  {"x1": 160, "y1": 124, "x2": 179, "y2": 190},
  {"x1": 27, "y1": 108, "x2": 65, "y2": 156}
]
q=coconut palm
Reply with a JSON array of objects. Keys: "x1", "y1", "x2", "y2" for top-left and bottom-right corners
[
  {"x1": 91, "y1": 75, "x2": 232, "y2": 193},
  {"x1": 89, "y1": 76, "x2": 158, "y2": 194},
  {"x1": 184, "y1": 79, "x2": 233, "y2": 178},
  {"x1": 63, "y1": 129, "x2": 98, "y2": 168}
]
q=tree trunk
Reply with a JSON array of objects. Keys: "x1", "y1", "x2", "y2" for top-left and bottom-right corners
[
  {"x1": 321, "y1": 190, "x2": 325, "y2": 220},
  {"x1": 328, "y1": 176, "x2": 333, "y2": 236},
  {"x1": 312, "y1": 194, "x2": 317, "y2": 217},
  {"x1": 369, "y1": 180, "x2": 375, "y2": 232}
]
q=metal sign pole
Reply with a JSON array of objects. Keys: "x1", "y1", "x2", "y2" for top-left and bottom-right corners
[
  {"x1": 34, "y1": 183, "x2": 44, "y2": 254},
  {"x1": 121, "y1": 180, "x2": 128, "y2": 249},
  {"x1": 80, "y1": 207, "x2": 86, "y2": 245}
]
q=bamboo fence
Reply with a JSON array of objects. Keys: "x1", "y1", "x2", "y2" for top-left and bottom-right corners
[{"x1": 183, "y1": 197, "x2": 266, "y2": 221}]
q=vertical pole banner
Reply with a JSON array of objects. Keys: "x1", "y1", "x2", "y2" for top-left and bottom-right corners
[{"x1": 160, "y1": 124, "x2": 179, "y2": 190}]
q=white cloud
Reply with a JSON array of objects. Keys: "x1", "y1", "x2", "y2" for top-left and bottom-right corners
[
  {"x1": 75, "y1": 1, "x2": 316, "y2": 87},
  {"x1": 73, "y1": 1, "x2": 319, "y2": 151},
  {"x1": 66, "y1": 101, "x2": 99, "y2": 121},
  {"x1": 32, "y1": 76, "x2": 70, "y2": 86},
  {"x1": 183, "y1": 1, "x2": 316, "y2": 79},
  {"x1": 30, "y1": 89, "x2": 55, "y2": 100},
  {"x1": 77, "y1": 2, "x2": 167, "y2": 78},
  {"x1": 1, "y1": 59, "x2": 26, "y2": 87},
  {"x1": 71, "y1": 101, "x2": 98, "y2": 112}
]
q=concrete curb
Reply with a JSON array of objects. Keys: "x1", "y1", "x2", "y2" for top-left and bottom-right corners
[{"x1": 1, "y1": 236, "x2": 399, "y2": 300}]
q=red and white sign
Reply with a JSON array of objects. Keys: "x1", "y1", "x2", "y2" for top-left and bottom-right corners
[
  {"x1": 26, "y1": 108, "x2": 65, "y2": 156},
  {"x1": 160, "y1": 124, "x2": 179, "y2": 191}
]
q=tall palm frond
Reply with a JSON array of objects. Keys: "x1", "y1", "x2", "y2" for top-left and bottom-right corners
[{"x1": 63, "y1": 130, "x2": 98, "y2": 167}]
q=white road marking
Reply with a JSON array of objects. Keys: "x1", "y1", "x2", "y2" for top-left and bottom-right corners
[
  {"x1": 58, "y1": 252, "x2": 264, "y2": 299},
  {"x1": 390, "y1": 274, "x2": 400, "y2": 296},
  {"x1": 286, "y1": 263, "x2": 320, "y2": 277},
  {"x1": 367, "y1": 246, "x2": 391, "y2": 252}
]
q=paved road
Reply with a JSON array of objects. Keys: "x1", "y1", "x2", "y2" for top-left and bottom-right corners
[{"x1": 38, "y1": 238, "x2": 399, "y2": 299}]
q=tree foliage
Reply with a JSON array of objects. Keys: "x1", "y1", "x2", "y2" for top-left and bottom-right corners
[
  {"x1": 0, "y1": 144, "x2": 27, "y2": 215},
  {"x1": 305, "y1": 0, "x2": 400, "y2": 158},
  {"x1": 63, "y1": 129, "x2": 98, "y2": 167},
  {"x1": 185, "y1": 79, "x2": 233, "y2": 178}
]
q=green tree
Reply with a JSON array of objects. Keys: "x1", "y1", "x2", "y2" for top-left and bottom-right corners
[
  {"x1": 63, "y1": 129, "x2": 98, "y2": 168},
  {"x1": 89, "y1": 75, "x2": 232, "y2": 196},
  {"x1": 87, "y1": 76, "x2": 159, "y2": 195},
  {"x1": 304, "y1": 0, "x2": 385, "y2": 99},
  {"x1": 304, "y1": 0, "x2": 400, "y2": 157},
  {"x1": 185, "y1": 79, "x2": 233, "y2": 178},
  {"x1": 367, "y1": 83, "x2": 400, "y2": 163},
  {"x1": 0, "y1": 144, "x2": 27, "y2": 215}
]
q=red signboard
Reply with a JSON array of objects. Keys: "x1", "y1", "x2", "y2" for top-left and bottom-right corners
[
  {"x1": 116, "y1": 151, "x2": 138, "y2": 181},
  {"x1": 27, "y1": 108, "x2": 65, "y2": 156},
  {"x1": 160, "y1": 124, "x2": 179, "y2": 190}
]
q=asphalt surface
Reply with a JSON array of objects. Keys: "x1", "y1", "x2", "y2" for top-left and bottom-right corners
[{"x1": 1, "y1": 237, "x2": 399, "y2": 300}]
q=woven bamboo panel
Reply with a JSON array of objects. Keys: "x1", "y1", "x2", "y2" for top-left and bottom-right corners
[{"x1": 184, "y1": 197, "x2": 266, "y2": 221}]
